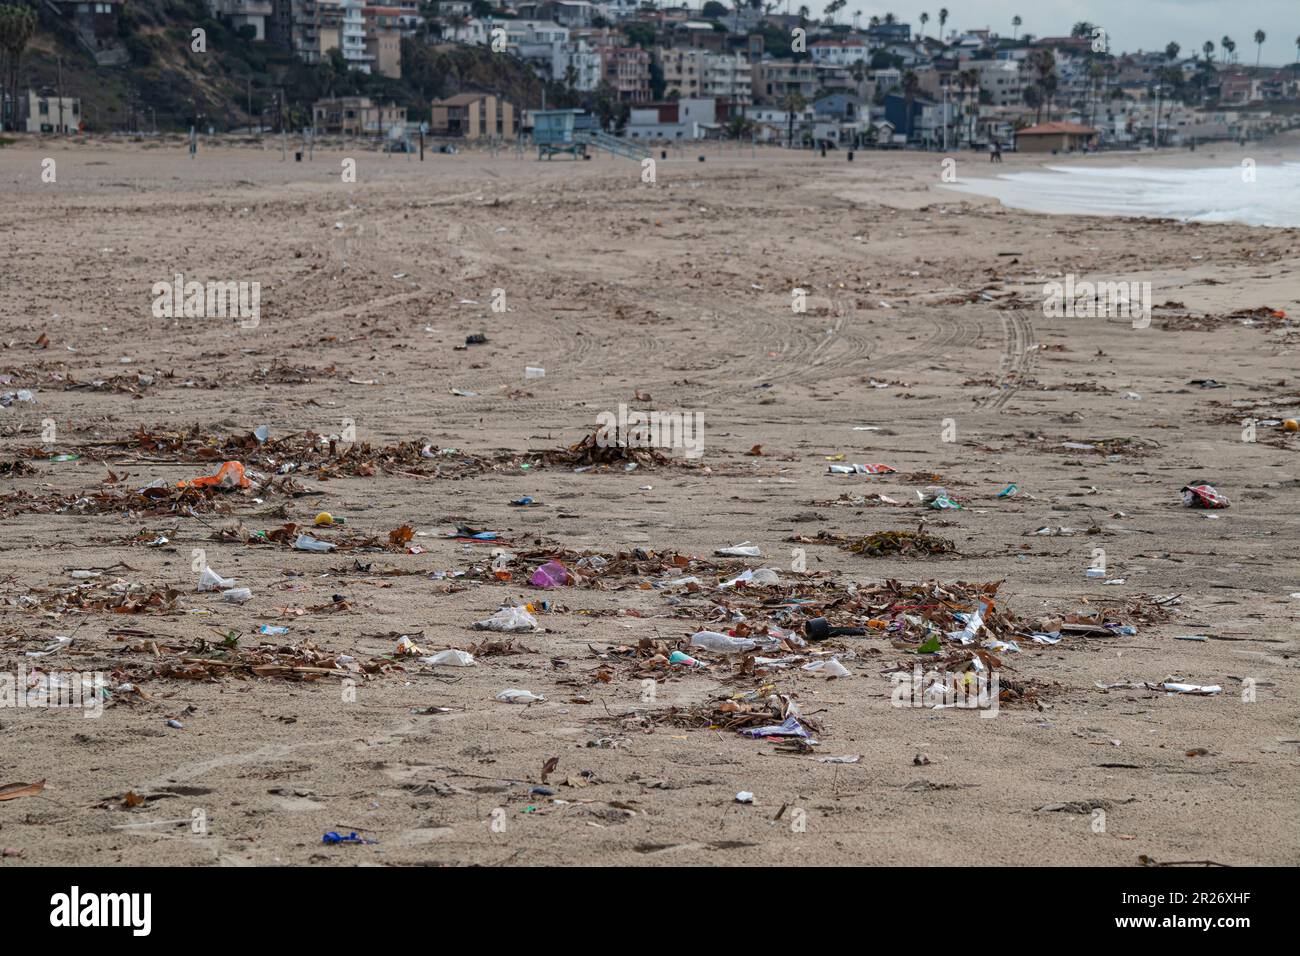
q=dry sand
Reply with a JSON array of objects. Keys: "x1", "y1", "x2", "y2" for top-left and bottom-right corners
[{"x1": 1, "y1": 137, "x2": 1298, "y2": 866}]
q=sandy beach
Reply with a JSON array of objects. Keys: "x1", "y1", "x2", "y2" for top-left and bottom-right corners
[{"x1": 1, "y1": 136, "x2": 1297, "y2": 867}]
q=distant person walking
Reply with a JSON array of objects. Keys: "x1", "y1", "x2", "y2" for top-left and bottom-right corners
[{"x1": 989, "y1": 140, "x2": 1003, "y2": 163}]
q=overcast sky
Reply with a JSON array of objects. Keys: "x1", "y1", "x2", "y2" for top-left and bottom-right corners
[{"x1": 825, "y1": 1, "x2": 1300, "y2": 65}]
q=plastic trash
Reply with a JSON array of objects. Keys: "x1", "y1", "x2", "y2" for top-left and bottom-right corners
[
  {"x1": 395, "y1": 636, "x2": 423, "y2": 656},
  {"x1": 420, "y1": 649, "x2": 475, "y2": 667},
  {"x1": 177, "y1": 460, "x2": 251, "y2": 490},
  {"x1": 735, "y1": 791, "x2": 755, "y2": 804},
  {"x1": 524, "y1": 366, "x2": 545, "y2": 379},
  {"x1": 1085, "y1": 568, "x2": 1106, "y2": 578},
  {"x1": 739, "y1": 715, "x2": 810, "y2": 738},
  {"x1": 719, "y1": 568, "x2": 780, "y2": 588},
  {"x1": 530, "y1": 560, "x2": 571, "y2": 588},
  {"x1": 689, "y1": 630, "x2": 758, "y2": 654},
  {"x1": 496, "y1": 689, "x2": 545, "y2": 704},
  {"x1": 197, "y1": 567, "x2": 234, "y2": 591},
  {"x1": 947, "y1": 603, "x2": 987, "y2": 644},
  {"x1": 1158, "y1": 681, "x2": 1222, "y2": 695},
  {"x1": 920, "y1": 486, "x2": 963, "y2": 510},
  {"x1": 259, "y1": 624, "x2": 289, "y2": 636},
  {"x1": 805, "y1": 617, "x2": 866, "y2": 640},
  {"x1": 294, "y1": 533, "x2": 336, "y2": 552},
  {"x1": 473, "y1": 606, "x2": 540, "y2": 632},
  {"x1": 222, "y1": 587, "x2": 253, "y2": 604},
  {"x1": 668, "y1": 650, "x2": 705, "y2": 667},
  {"x1": 314, "y1": 511, "x2": 345, "y2": 526},
  {"x1": 827, "y1": 463, "x2": 896, "y2": 475},
  {"x1": 1181, "y1": 482, "x2": 1228, "y2": 509},
  {"x1": 803, "y1": 658, "x2": 852, "y2": 678},
  {"x1": 714, "y1": 543, "x2": 762, "y2": 557}
]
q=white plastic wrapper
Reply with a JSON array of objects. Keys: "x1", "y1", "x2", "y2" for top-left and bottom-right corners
[
  {"x1": 420, "y1": 649, "x2": 475, "y2": 667},
  {"x1": 802, "y1": 658, "x2": 852, "y2": 678},
  {"x1": 689, "y1": 630, "x2": 758, "y2": 654},
  {"x1": 714, "y1": 542, "x2": 762, "y2": 557},
  {"x1": 472, "y1": 606, "x2": 540, "y2": 632},
  {"x1": 495, "y1": 689, "x2": 545, "y2": 703}
]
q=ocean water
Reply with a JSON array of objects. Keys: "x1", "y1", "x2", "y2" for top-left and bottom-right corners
[{"x1": 942, "y1": 161, "x2": 1300, "y2": 228}]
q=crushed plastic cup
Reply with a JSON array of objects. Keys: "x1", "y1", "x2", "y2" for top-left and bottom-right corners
[
  {"x1": 259, "y1": 624, "x2": 289, "y2": 636},
  {"x1": 222, "y1": 587, "x2": 253, "y2": 604},
  {"x1": 473, "y1": 606, "x2": 540, "y2": 633},
  {"x1": 420, "y1": 649, "x2": 475, "y2": 667},
  {"x1": 197, "y1": 567, "x2": 234, "y2": 591},
  {"x1": 395, "y1": 636, "x2": 423, "y2": 656},
  {"x1": 524, "y1": 366, "x2": 545, "y2": 379},
  {"x1": 529, "y1": 560, "x2": 570, "y2": 588},
  {"x1": 495, "y1": 688, "x2": 545, "y2": 704},
  {"x1": 689, "y1": 630, "x2": 758, "y2": 654},
  {"x1": 294, "y1": 533, "x2": 336, "y2": 552}
]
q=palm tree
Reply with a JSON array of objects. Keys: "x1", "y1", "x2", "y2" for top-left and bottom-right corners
[
  {"x1": 1203, "y1": 40, "x2": 1215, "y2": 62},
  {"x1": 919, "y1": 11, "x2": 929, "y2": 39},
  {"x1": 1254, "y1": 30, "x2": 1266, "y2": 67},
  {"x1": 1165, "y1": 42, "x2": 1180, "y2": 61},
  {"x1": 1011, "y1": 15, "x2": 1022, "y2": 42},
  {"x1": 901, "y1": 69, "x2": 919, "y2": 139},
  {"x1": 782, "y1": 91, "x2": 807, "y2": 148},
  {"x1": 1028, "y1": 48, "x2": 1056, "y2": 122},
  {"x1": 0, "y1": 3, "x2": 38, "y2": 133},
  {"x1": 1295, "y1": 35, "x2": 1300, "y2": 64},
  {"x1": 938, "y1": 7, "x2": 948, "y2": 42},
  {"x1": 1221, "y1": 36, "x2": 1235, "y2": 63}
]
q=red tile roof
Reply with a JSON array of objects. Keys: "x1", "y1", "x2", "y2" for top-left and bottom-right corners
[{"x1": 1017, "y1": 121, "x2": 1098, "y2": 135}]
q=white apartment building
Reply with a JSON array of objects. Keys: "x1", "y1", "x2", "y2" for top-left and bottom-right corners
[
  {"x1": 809, "y1": 38, "x2": 870, "y2": 67},
  {"x1": 973, "y1": 59, "x2": 1024, "y2": 107},
  {"x1": 553, "y1": 39, "x2": 603, "y2": 91},
  {"x1": 341, "y1": 0, "x2": 371, "y2": 73},
  {"x1": 703, "y1": 51, "x2": 751, "y2": 105}
]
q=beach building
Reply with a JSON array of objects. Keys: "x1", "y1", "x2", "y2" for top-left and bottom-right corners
[
  {"x1": 1014, "y1": 121, "x2": 1098, "y2": 153},
  {"x1": 429, "y1": 93, "x2": 519, "y2": 139},
  {"x1": 311, "y1": 96, "x2": 405, "y2": 135}
]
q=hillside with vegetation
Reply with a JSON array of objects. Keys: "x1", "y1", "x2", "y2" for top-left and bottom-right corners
[{"x1": 6, "y1": 0, "x2": 573, "y2": 132}]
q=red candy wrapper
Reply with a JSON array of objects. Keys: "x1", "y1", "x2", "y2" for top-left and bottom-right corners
[{"x1": 1181, "y1": 483, "x2": 1229, "y2": 509}]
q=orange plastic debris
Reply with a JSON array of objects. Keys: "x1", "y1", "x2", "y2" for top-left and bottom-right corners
[{"x1": 177, "y1": 460, "x2": 250, "y2": 490}]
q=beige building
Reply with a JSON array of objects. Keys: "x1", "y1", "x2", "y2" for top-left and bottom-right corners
[
  {"x1": 1015, "y1": 121, "x2": 1098, "y2": 152},
  {"x1": 752, "y1": 60, "x2": 819, "y2": 105},
  {"x1": 312, "y1": 96, "x2": 404, "y2": 135},
  {"x1": 429, "y1": 93, "x2": 518, "y2": 139},
  {"x1": 24, "y1": 91, "x2": 80, "y2": 133},
  {"x1": 364, "y1": 24, "x2": 401, "y2": 78},
  {"x1": 658, "y1": 47, "x2": 707, "y2": 99}
]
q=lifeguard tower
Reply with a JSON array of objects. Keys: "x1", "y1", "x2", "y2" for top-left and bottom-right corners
[{"x1": 531, "y1": 109, "x2": 650, "y2": 161}]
